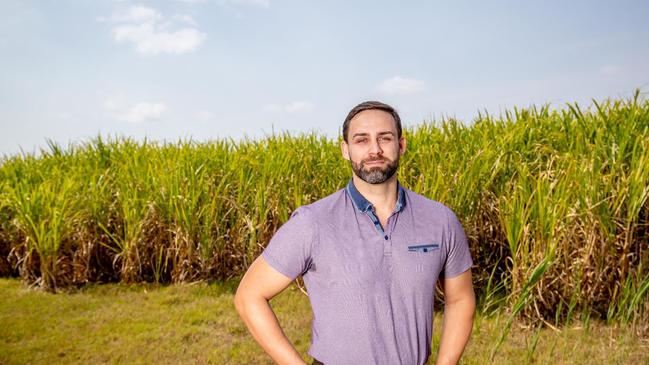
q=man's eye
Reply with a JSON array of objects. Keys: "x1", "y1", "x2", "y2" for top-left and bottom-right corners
[
  {"x1": 379, "y1": 136, "x2": 392, "y2": 142},
  {"x1": 355, "y1": 138, "x2": 367, "y2": 143}
]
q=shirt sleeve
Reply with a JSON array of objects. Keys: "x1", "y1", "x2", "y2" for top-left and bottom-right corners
[
  {"x1": 261, "y1": 207, "x2": 316, "y2": 280},
  {"x1": 441, "y1": 208, "x2": 473, "y2": 278}
]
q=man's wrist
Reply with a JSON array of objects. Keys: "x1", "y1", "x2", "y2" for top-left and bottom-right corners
[{"x1": 435, "y1": 355, "x2": 459, "y2": 365}]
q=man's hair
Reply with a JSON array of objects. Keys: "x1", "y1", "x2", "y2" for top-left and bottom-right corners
[{"x1": 342, "y1": 101, "x2": 402, "y2": 142}]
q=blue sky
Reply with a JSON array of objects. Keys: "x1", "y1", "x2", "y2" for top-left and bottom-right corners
[{"x1": 1, "y1": 0, "x2": 648, "y2": 156}]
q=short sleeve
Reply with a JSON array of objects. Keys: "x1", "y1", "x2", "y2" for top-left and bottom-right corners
[
  {"x1": 442, "y1": 209, "x2": 473, "y2": 278},
  {"x1": 261, "y1": 207, "x2": 316, "y2": 280}
]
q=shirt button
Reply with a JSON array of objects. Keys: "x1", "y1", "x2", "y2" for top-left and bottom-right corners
[{"x1": 384, "y1": 235, "x2": 389, "y2": 240}]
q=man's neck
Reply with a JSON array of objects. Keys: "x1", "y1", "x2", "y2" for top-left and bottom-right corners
[{"x1": 351, "y1": 174, "x2": 399, "y2": 213}]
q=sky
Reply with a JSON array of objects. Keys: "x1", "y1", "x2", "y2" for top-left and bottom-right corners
[{"x1": 1, "y1": 0, "x2": 648, "y2": 156}]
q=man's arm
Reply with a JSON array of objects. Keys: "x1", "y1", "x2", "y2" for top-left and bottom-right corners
[
  {"x1": 436, "y1": 269, "x2": 475, "y2": 365},
  {"x1": 234, "y1": 256, "x2": 307, "y2": 365}
]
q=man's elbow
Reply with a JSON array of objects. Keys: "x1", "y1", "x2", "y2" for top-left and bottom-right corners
[
  {"x1": 234, "y1": 285, "x2": 248, "y2": 318},
  {"x1": 234, "y1": 284, "x2": 265, "y2": 318}
]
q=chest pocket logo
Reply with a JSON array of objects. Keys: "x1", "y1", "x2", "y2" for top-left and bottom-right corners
[{"x1": 408, "y1": 243, "x2": 440, "y2": 253}]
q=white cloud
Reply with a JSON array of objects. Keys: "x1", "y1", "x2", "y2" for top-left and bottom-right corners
[
  {"x1": 112, "y1": 24, "x2": 206, "y2": 54},
  {"x1": 177, "y1": 0, "x2": 208, "y2": 4},
  {"x1": 172, "y1": 14, "x2": 198, "y2": 26},
  {"x1": 120, "y1": 5, "x2": 162, "y2": 23},
  {"x1": 100, "y1": 5, "x2": 162, "y2": 23},
  {"x1": 263, "y1": 101, "x2": 315, "y2": 113},
  {"x1": 118, "y1": 102, "x2": 169, "y2": 123},
  {"x1": 104, "y1": 5, "x2": 206, "y2": 55},
  {"x1": 378, "y1": 76, "x2": 427, "y2": 95}
]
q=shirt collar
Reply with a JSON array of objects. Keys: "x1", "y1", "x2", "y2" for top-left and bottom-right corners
[{"x1": 345, "y1": 179, "x2": 406, "y2": 214}]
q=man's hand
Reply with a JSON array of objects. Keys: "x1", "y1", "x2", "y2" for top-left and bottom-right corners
[
  {"x1": 234, "y1": 256, "x2": 307, "y2": 365},
  {"x1": 436, "y1": 269, "x2": 475, "y2": 365}
]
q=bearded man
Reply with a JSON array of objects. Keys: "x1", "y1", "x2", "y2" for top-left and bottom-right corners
[{"x1": 235, "y1": 101, "x2": 475, "y2": 365}]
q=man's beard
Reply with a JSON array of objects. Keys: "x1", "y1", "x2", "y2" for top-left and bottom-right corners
[{"x1": 350, "y1": 155, "x2": 399, "y2": 184}]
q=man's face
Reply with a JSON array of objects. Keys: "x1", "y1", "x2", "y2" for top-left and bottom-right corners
[{"x1": 341, "y1": 109, "x2": 406, "y2": 184}]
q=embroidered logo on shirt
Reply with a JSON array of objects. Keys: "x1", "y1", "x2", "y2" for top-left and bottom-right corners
[{"x1": 408, "y1": 244, "x2": 440, "y2": 252}]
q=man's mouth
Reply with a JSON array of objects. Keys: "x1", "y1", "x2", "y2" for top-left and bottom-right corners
[{"x1": 363, "y1": 159, "x2": 386, "y2": 166}]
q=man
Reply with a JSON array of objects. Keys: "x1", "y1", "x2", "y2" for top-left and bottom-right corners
[{"x1": 234, "y1": 101, "x2": 475, "y2": 365}]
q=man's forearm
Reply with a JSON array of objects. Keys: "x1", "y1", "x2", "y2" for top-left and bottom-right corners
[
  {"x1": 435, "y1": 298, "x2": 475, "y2": 365},
  {"x1": 234, "y1": 295, "x2": 306, "y2": 365}
]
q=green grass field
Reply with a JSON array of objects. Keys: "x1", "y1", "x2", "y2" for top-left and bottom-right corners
[{"x1": 0, "y1": 278, "x2": 646, "y2": 364}]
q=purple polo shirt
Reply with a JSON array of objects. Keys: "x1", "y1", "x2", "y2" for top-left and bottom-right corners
[{"x1": 262, "y1": 179, "x2": 473, "y2": 365}]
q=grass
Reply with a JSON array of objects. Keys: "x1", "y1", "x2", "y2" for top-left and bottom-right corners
[{"x1": 0, "y1": 278, "x2": 646, "y2": 365}]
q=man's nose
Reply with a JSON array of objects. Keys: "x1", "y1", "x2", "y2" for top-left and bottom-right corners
[{"x1": 369, "y1": 138, "x2": 383, "y2": 155}]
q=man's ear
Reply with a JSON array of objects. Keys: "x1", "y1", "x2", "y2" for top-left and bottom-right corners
[
  {"x1": 341, "y1": 140, "x2": 350, "y2": 161},
  {"x1": 399, "y1": 135, "x2": 407, "y2": 156}
]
